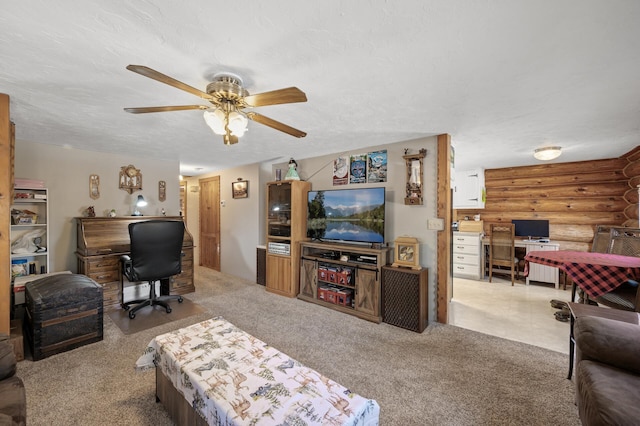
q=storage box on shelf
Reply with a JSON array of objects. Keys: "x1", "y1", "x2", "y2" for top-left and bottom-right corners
[{"x1": 299, "y1": 241, "x2": 391, "y2": 322}]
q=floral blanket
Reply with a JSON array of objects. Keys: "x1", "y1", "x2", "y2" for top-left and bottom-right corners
[{"x1": 136, "y1": 317, "x2": 380, "y2": 426}]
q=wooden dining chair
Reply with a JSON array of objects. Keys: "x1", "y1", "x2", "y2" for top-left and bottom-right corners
[
  {"x1": 591, "y1": 225, "x2": 614, "y2": 253},
  {"x1": 488, "y1": 224, "x2": 518, "y2": 285},
  {"x1": 594, "y1": 227, "x2": 640, "y2": 312},
  {"x1": 571, "y1": 225, "x2": 616, "y2": 300}
]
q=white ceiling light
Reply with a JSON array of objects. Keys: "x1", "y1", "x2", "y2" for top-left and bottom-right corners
[
  {"x1": 203, "y1": 108, "x2": 248, "y2": 137},
  {"x1": 534, "y1": 146, "x2": 562, "y2": 161}
]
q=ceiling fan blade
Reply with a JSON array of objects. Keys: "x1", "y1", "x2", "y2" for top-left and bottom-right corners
[
  {"x1": 243, "y1": 87, "x2": 307, "y2": 107},
  {"x1": 247, "y1": 112, "x2": 306, "y2": 138},
  {"x1": 126, "y1": 65, "x2": 215, "y2": 101},
  {"x1": 124, "y1": 105, "x2": 208, "y2": 114}
]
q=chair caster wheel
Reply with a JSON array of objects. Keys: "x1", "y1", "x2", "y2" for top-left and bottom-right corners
[
  {"x1": 166, "y1": 307, "x2": 172, "y2": 314},
  {"x1": 128, "y1": 311, "x2": 136, "y2": 319},
  {"x1": 122, "y1": 305, "x2": 130, "y2": 311},
  {"x1": 178, "y1": 296, "x2": 183, "y2": 303}
]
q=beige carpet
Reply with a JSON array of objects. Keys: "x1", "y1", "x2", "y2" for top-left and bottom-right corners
[
  {"x1": 16, "y1": 267, "x2": 581, "y2": 426},
  {"x1": 107, "y1": 297, "x2": 205, "y2": 335}
]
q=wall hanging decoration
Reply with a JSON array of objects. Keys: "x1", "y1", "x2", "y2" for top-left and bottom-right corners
[
  {"x1": 333, "y1": 156, "x2": 349, "y2": 186},
  {"x1": 232, "y1": 178, "x2": 249, "y2": 199},
  {"x1": 119, "y1": 164, "x2": 142, "y2": 194},
  {"x1": 158, "y1": 180, "x2": 166, "y2": 202},
  {"x1": 367, "y1": 150, "x2": 387, "y2": 183},
  {"x1": 403, "y1": 148, "x2": 426, "y2": 205},
  {"x1": 349, "y1": 153, "x2": 367, "y2": 184},
  {"x1": 89, "y1": 174, "x2": 100, "y2": 200}
]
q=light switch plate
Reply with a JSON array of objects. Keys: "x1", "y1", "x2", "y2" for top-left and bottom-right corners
[{"x1": 427, "y1": 218, "x2": 444, "y2": 230}]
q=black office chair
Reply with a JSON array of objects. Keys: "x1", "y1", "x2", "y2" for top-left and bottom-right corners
[{"x1": 120, "y1": 220, "x2": 184, "y2": 319}]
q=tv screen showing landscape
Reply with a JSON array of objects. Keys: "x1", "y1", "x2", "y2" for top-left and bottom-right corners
[{"x1": 307, "y1": 187, "x2": 385, "y2": 244}]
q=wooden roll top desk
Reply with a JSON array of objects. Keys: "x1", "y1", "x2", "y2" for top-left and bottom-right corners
[{"x1": 75, "y1": 216, "x2": 195, "y2": 311}]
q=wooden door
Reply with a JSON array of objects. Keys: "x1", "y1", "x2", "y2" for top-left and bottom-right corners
[
  {"x1": 355, "y1": 267, "x2": 379, "y2": 317},
  {"x1": 199, "y1": 176, "x2": 220, "y2": 271},
  {"x1": 299, "y1": 258, "x2": 317, "y2": 299},
  {"x1": 266, "y1": 255, "x2": 291, "y2": 297}
]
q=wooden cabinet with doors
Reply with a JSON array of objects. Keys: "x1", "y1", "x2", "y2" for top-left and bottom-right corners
[
  {"x1": 299, "y1": 241, "x2": 391, "y2": 322},
  {"x1": 453, "y1": 168, "x2": 485, "y2": 209},
  {"x1": 265, "y1": 180, "x2": 310, "y2": 297}
]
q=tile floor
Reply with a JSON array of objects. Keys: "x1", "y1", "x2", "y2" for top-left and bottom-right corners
[{"x1": 449, "y1": 276, "x2": 572, "y2": 354}]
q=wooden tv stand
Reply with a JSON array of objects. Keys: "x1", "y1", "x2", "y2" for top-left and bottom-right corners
[{"x1": 299, "y1": 241, "x2": 391, "y2": 323}]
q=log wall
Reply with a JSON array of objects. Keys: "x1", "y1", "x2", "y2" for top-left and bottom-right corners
[{"x1": 455, "y1": 146, "x2": 640, "y2": 252}]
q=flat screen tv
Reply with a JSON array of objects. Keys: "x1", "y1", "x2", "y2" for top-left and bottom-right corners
[
  {"x1": 512, "y1": 219, "x2": 550, "y2": 240},
  {"x1": 307, "y1": 187, "x2": 385, "y2": 244}
]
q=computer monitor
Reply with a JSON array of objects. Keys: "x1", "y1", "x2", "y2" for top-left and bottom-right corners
[{"x1": 511, "y1": 219, "x2": 549, "y2": 240}]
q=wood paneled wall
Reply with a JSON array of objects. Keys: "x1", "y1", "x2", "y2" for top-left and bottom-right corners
[{"x1": 455, "y1": 146, "x2": 640, "y2": 252}]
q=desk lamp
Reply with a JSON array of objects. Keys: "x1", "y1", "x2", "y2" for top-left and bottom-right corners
[{"x1": 132, "y1": 195, "x2": 147, "y2": 216}]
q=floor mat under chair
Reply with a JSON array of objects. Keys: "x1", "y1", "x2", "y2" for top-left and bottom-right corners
[{"x1": 107, "y1": 298, "x2": 205, "y2": 335}]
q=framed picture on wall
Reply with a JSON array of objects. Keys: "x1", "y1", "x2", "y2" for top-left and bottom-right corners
[{"x1": 232, "y1": 179, "x2": 249, "y2": 199}]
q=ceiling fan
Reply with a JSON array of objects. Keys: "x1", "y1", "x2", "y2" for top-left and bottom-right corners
[{"x1": 124, "y1": 65, "x2": 307, "y2": 145}]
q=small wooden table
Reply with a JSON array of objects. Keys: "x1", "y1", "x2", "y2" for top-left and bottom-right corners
[{"x1": 567, "y1": 302, "x2": 639, "y2": 379}]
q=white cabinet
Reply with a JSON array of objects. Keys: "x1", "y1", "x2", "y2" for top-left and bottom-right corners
[
  {"x1": 524, "y1": 242, "x2": 559, "y2": 288},
  {"x1": 453, "y1": 168, "x2": 485, "y2": 209},
  {"x1": 452, "y1": 232, "x2": 482, "y2": 280},
  {"x1": 10, "y1": 188, "x2": 49, "y2": 284}
]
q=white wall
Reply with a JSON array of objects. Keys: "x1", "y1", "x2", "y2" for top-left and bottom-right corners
[
  {"x1": 14, "y1": 140, "x2": 180, "y2": 273},
  {"x1": 183, "y1": 163, "x2": 264, "y2": 282}
]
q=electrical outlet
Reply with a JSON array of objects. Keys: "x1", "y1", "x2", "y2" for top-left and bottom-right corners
[{"x1": 427, "y1": 218, "x2": 444, "y2": 230}]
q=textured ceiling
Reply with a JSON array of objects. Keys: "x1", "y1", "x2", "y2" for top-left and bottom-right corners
[{"x1": 1, "y1": 1, "x2": 639, "y2": 176}]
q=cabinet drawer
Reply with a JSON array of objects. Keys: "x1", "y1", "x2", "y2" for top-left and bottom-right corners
[
  {"x1": 87, "y1": 270, "x2": 120, "y2": 284},
  {"x1": 452, "y1": 253, "x2": 479, "y2": 266},
  {"x1": 83, "y1": 256, "x2": 119, "y2": 273},
  {"x1": 452, "y1": 244, "x2": 479, "y2": 255},
  {"x1": 453, "y1": 234, "x2": 480, "y2": 245},
  {"x1": 453, "y1": 263, "x2": 480, "y2": 278}
]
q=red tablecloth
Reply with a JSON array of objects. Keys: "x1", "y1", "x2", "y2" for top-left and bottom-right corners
[{"x1": 524, "y1": 250, "x2": 640, "y2": 298}]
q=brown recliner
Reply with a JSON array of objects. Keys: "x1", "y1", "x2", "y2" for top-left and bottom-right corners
[
  {"x1": 574, "y1": 316, "x2": 640, "y2": 425},
  {"x1": 0, "y1": 333, "x2": 26, "y2": 425}
]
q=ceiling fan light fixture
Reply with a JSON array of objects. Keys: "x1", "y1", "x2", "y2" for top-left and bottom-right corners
[
  {"x1": 203, "y1": 108, "x2": 248, "y2": 137},
  {"x1": 534, "y1": 146, "x2": 562, "y2": 161},
  {"x1": 203, "y1": 109, "x2": 226, "y2": 135},
  {"x1": 227, "y1": 111, "x2": 248, "y2": 137}
]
